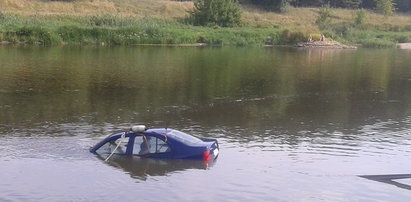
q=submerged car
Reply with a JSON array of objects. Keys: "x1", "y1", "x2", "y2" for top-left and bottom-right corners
[
  {"x1": 90, "y1": 125, "x2": 219, "y2": 160},
  {"x1": 101, "y1": 156, "x2": 214, "y2": 181}
]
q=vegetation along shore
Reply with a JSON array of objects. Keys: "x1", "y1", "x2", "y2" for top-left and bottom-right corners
[{"x1": 0, "y1": 0, "x2": 411, "y2": 48}]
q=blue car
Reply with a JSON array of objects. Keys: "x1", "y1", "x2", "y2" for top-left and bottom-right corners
[{"x1": 90, "y1": 125, "x2": 219, "y2": 160}]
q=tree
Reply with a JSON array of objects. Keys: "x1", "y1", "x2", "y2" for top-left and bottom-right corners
[
  {"x1": 278, "y1": 0, "x2": 292, "y2": 12},
  {"x1": 339, "y1": 0, "x2": 363, "y2": 8},
  {"x1": 190, "y1": 0, "x2": 242, "y2": 27},
  {"x1": 245, "y1": 0, "x2": 292, "y2": 12},
  {"x1": 316, "y1": 4, "x2": 333, "y2": 28},
  {"x1": 374, "y1": 0, "x2": 395, "y2": 16},
  {"x1": 354, "y1": 9, "x2": 367, "y2": 27}
]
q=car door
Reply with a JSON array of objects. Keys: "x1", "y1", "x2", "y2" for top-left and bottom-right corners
[{"x1": 132, "y1": 135, "x2": 171, "y2": 156}]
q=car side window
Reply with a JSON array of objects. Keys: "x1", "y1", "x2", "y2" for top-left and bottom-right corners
[
  {"x1": 96, "y1": 137, "x2": 129, "y2": 155},
  {"x1": 133, "y1": 136, "x2": 170, "y2": 155}
]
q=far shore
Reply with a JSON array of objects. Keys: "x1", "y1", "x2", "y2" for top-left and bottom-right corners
[{"x1": 2, "y1": 40, "x2": 410, "y2": 50}]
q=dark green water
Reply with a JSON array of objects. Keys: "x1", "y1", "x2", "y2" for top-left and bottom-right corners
[{"x1": 1, "y1": 46, "x2": 411, "y2": 201}]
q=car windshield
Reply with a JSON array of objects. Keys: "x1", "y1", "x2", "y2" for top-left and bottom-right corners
[
  {"x1": 96, "y1": 137, "x2": 129, "y2": 155},
  {"x1": 167, "y1": 130, "x2": 202, "y2": 145}
]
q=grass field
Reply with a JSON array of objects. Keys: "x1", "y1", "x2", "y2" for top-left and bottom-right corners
[
  {"x1": 0, "y1": 0, "x2": 191, "y2": 18},
  {"x1": 1, "y1": 0, "x2": 411, "y2": 47}
]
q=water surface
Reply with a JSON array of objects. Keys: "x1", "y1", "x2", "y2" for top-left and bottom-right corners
[{"x1": 1, "y1": 46, "x2": 411, "y2": 201}]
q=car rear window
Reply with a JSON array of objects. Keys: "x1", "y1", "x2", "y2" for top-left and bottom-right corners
[{"x1": 167, "y1": 130, "x2": 202, "y2": 145}]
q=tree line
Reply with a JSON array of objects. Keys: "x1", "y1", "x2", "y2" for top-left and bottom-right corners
[
  {"x1": 242, "y1": 0, "x2": 410, "y2": 12},
  {"x1": 179, "y1": 0, "x2": 410, "y2": 13}
]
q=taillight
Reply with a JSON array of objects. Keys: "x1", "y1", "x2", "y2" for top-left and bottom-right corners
[{"x1": 203, "y1": 150, "x2": 211, "y2": 161}]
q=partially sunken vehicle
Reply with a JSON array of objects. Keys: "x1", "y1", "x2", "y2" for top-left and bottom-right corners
[{"x1": 90, "y1": 125, "x2": 219, "y2": 161}]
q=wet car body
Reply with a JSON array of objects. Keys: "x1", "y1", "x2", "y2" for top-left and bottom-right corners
[
  {"x1": 90, "y1": 127, "x2": 219, "y2": 160},
  {"x1": 100, "y1": 156, "x2": 213, "y2": 181}
]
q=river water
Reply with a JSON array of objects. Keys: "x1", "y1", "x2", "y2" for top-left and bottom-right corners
[{"x1": 0, "y1": 46, "x2": 411, "y2": 201}]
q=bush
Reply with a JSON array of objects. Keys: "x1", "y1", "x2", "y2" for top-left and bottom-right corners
[
  {"x1": 316, "y1": 4, "x2": 332, "y2": 29},
  {"x1": 279, "y1": 29, "x2": 306, "y2": 44},
  {"x1": 189, "y1": 0, "x2": 242, "y2": 27},
  {"x1": 375, "y1": 0, "x2": 395, "y2": 16},
  {"x1": 88, "y1": 15, "x2": 118, "y2": 27},
  {"x1": 57, "y1": 26, "x2": 85, "y2": 42},
  {"x1": 278, "y1": 0, "x2": 291, "y2": 13},
  {"x1": 311, "y1": 33, "x2": 322, "y2": 41},
  {"x1": 394, "y1": 35, "x2": 409, "y2": 43},
  {"x1": 5, "y1": 26, "x2": 60, "y2": 44},
  {"x1": 332, "y1": 23, "x2": 352, "y2": 37},
  {"x1": 354, "y1": 9, "x2": 366, "y2": 28},
  {"x1": 339, "y1": 0, "x2": 362, "y2": 9},
  {"x1": 374, "y1": 0, "x2": 395, "y2": 16}
]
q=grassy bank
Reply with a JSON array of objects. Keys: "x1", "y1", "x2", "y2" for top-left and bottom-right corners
[
  {"x1": 0, "y1": 14, "x2": 285, "y2": 46},
  {"x1": 1, "y1": 0, "x2": 411, "y2": 47}
]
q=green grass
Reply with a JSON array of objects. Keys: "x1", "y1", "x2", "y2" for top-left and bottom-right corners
[
  {"x1": 321, "y1": 22, "x2": 411, "y2": 48},
  {"x1": 1, "y1": 8, "x2": 411, "y2": 47},
  {"x1": 0, "y1": 13, "x2": 287, "y2": 46}
]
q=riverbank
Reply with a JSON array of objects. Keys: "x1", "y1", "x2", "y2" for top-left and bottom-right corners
[
  {"x1": 0, "y1": 17, "x2": 283, "y2": 46},
  {"x1": 296, "y1": 41, "x2": 357, "y2": 49},
  {"x1": 0, "y1": 13, "x2": 382, "y2": 48},
  {"x1": 1, "y1": 0, "x2": 411, "y2": 47}
]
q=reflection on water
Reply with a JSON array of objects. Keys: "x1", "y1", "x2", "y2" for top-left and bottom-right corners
[
  {"x1": 99, "y1": 155, "x2": 212, "y2": 181},
  {"x1": 1, "y1": 46, "x2": 411, "y2": 201}
]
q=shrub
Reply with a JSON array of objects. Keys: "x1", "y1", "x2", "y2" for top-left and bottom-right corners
[
  {"x1": 280, "y1": 29, "x2": 306, "y2": 44},
  {"x1": 339, "y1": 0, "x2": 362, "y2": 9},
  {"x1": 311, "y1": 33, "x2": 322, "y2": 41},
  {"x1": 316, "y1": 4, "x2": 332, "y2": 29},
  {"x1": 374, "y1": 0, "x2": 396, "y2": 16},
  {"x1": 332, "y1": 23, "x2": 352, "y2": 37},
  {"x1": 354, "y1": 9, "x2": 366, "y2": 28},
  {"x1": 278, "y1": 0, "x2": 291, "y2": 13},
  {"x1": 57, "y1": 26, "x2": 85, "y2": 42},
  {"x1": 6, "y1": 27, "x2": 60, "y2": 44},
  {"x1": 394, "y1": 35, "x2": 409, "y2": 43},
  {"x1": 189, "y1": 0, "x2": 242, "y2": 27}
]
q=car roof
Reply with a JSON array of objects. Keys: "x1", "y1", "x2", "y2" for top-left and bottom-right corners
[{"x1": 146, "y1": 128, "x2": 203, "y2": 145}]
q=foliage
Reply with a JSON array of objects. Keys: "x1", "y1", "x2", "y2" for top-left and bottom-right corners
[
  {"x1": 278, "y1": 0, "x2": 292, "y2": 13},
  {"x1": 374, "y1": 0, "x2": 396, "y2": 16},
  {"x1": 279, "y1": 29, "x2": 306, "y2": 44},
  {"x1": 244, "y1": 0, "x2": 292, "y2": 12},
  {"x1": 316, "y1": 4, "x2": 333, "y2": 29},
  {"x1": 1, "y1": 4, "x2": 411, "y2": 48},
  {"x1": 0, "y1": 13, "x2": 284, "y2": 46},
  {"x1": 360, "y1": 38, "x2": 396, "y2": 48},
  {"x1": 4, "y1": 26, "x2": 60, "y2": 44},
  {"x1": 189, "y1": 0, "x2": 242, "y2": 27},
  {"x1": 244, "y1": 0, "x2": 410, "y2": 13},
  {"x1": 354, "y1": 9, "x2": 367, "y2": 28},
  {"x1": 339, "y1": 0, "x2": 363, "y2": 9},
  {"x1": 310, "y1": 33, "x2": 322, "y2": 41}
]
